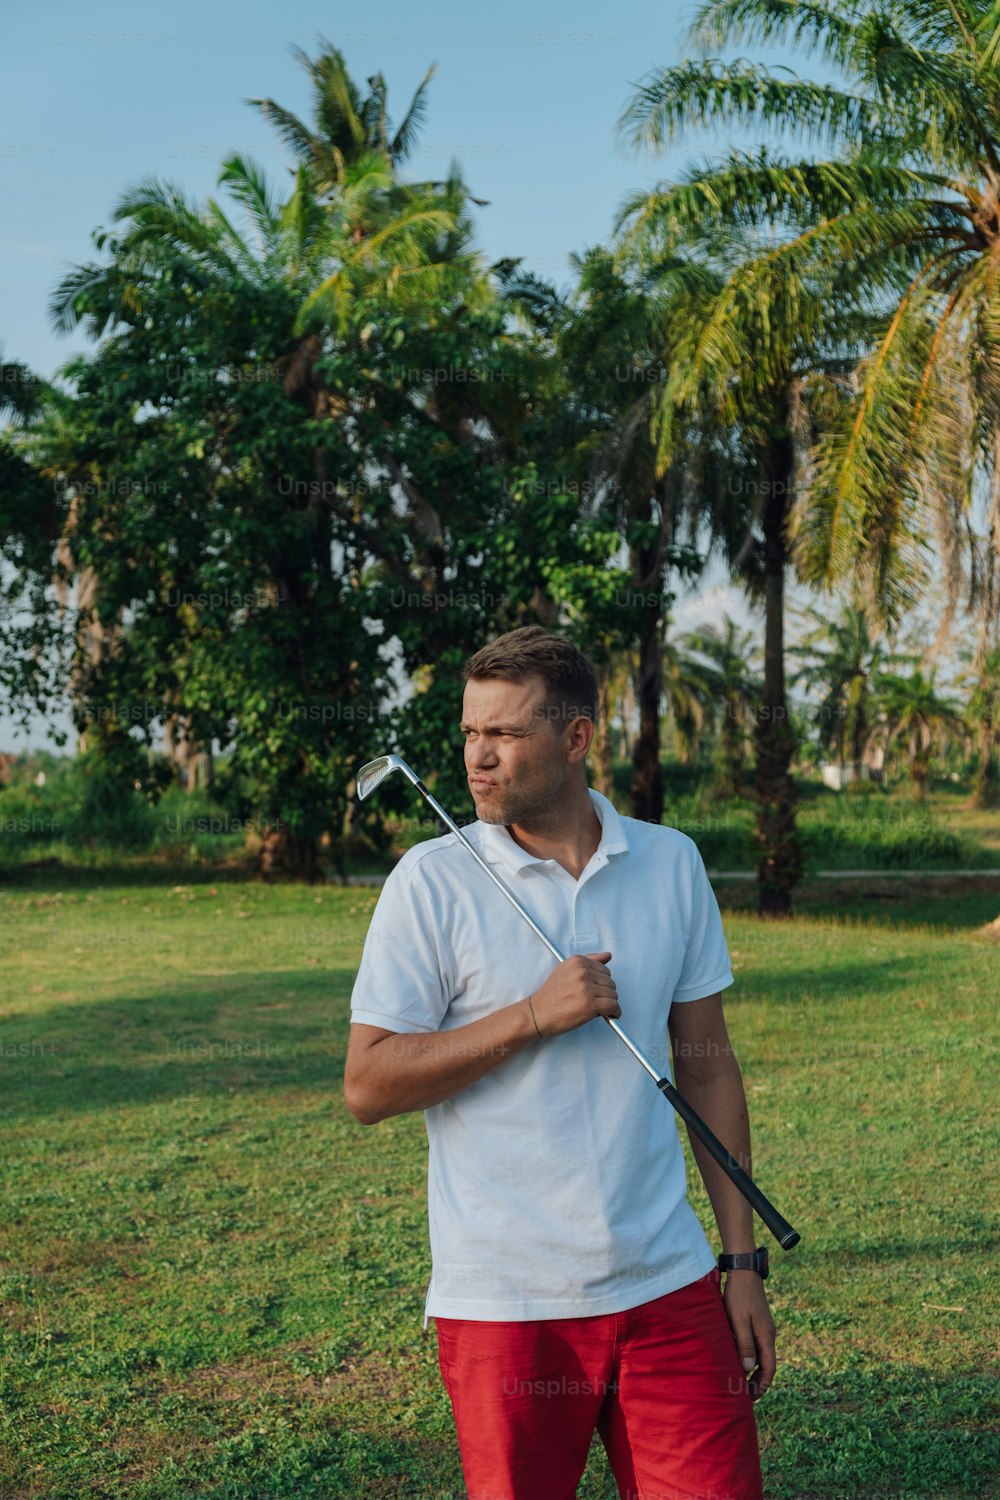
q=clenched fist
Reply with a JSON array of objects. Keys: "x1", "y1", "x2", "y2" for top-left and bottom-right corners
[{"x1": 528, "y1": 952, "x2": 620, "y2": 1039}]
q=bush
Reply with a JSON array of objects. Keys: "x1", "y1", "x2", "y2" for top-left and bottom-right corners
[
  {"x1": 662, "y1": 789, "x2": 757, "y2": 869},
  {"x1": 799, "y1": 798, "x2": 974, "y2": 870},
  {"x1": 148, "y1": 785, "x2": 260, "y2": 861},
  {"x1": 60, "y1": 756, "x2": 158, "y2": 852},
  {"x1": 649, "y1": 769, "x2": 978, "y2": 871},
  {"x1": 0, "y1": 755, "x2": 157, "y2": 857},
  {"x1": 0, "y1": 786, "x2": 62, "y2": 852}
]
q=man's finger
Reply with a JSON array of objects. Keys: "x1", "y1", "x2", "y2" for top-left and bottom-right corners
[
  {"x1": 752, "y1": 1321, "x2": 777, "y2": 1398},
  {"x1": 733, "y1": 1323, "x2": 757, "y2": 1383}
]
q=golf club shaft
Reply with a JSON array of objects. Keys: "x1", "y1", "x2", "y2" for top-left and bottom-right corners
[{"x1": 408, "y1": 771, "x2": 799, "y2": 1251}]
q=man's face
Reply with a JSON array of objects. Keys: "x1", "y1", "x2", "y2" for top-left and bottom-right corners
[{"x1": 461, "y1": 674, "x2": 574, "y2": 827}]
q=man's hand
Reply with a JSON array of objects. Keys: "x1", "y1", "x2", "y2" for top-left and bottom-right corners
[
  {"x1": 530, "y1": 952, "x2": 620, "y2": 1038},
  {"x1": 722, "y1": 1274, "x2": 776, "y2": 1401}
]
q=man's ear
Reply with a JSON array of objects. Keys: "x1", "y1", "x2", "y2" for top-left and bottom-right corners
[{"x1": 564, "y1": 714, "x2": 595, "y2": 764}]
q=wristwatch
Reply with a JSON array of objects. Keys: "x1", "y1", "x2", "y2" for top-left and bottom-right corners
[{"x1": 717, "y1": 1246, "x2": 769, "y2": 1279}]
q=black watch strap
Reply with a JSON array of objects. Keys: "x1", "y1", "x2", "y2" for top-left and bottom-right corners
[{"x1": 717, "y1": 1246, "x2": 768, "y2": 1279}]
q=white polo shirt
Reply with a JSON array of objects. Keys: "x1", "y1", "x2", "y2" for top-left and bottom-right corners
[{"x1": 349, "y1": 788, "x2": 734, "y2": 1326}]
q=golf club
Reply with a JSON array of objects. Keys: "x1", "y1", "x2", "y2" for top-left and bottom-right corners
[{"x1": 357, "y1": 753, "x2": 800, "y2": 1251}]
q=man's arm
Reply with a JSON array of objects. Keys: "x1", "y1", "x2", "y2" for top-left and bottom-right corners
[
  {"x1": 668, "y1": 991, "x2": 777, "y2": 1400},
  {"x1": 345, "y1": 951, "x2": 621, "y2": 1124},
  {"x1": 668, "y1": 991, "x2": 756, "y2": 1252},
  {"x1": 345, "y1": 1006, "x2": 536, "y2": 1124}
]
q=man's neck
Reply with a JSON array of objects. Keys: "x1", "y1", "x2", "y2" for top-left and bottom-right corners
[{"x1": 505, "y1": 786, "x2": 603, "y2": 881}]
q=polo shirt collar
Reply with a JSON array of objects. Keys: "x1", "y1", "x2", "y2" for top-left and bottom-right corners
[{"x1": 476, "y1": 788, "x2": 629, "y2": 876}]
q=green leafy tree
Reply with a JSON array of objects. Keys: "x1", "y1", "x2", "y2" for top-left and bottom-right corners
[
  {"x1": 0, "y1": 351, "x2": 66, "y2": 727},
  {"x1": 41, "y1": 43, "x2": 624, "y2": 866},
  {"x1": 44, "y1": 128, "x2": 465, "y2": 875}
]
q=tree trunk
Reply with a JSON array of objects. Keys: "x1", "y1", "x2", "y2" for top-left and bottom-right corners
[
  {"x1": 619, "y1": 672, "x2": 636, "y2": 761},
  {"x1": 718, "y1": 692, "x2": 744, "y2": 800},
  {"x1": 851, "y1": 689, "x2": 868, "y2": 782},
  {"x1": 754, "y1": 416, "x2": 803, "y2": 918},
  {"x1": 163, "y1": 714, "x2": 212, "y2": 792},
  {"x1": 630, "y1": 593, "x2": 664, "y2": 824},
  {"x1": 592, "y1": 665, "x2": 615, "y2": 798},
  {"x1": 629, "y1": 472, "x2": 677, "y2": 826},
  {"x1": 260, "y1": 823, "x2": 321, "y2": 882},
  {"x1": 191, "y1": 745, "x2": 214, "y2": 791}
]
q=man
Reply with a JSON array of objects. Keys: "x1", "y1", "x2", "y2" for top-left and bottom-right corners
[{"x1": 345, "y1": 626, "x2": 776, "y2": 1500}]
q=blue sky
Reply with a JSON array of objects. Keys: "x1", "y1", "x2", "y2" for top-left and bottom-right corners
[
  {"x1": 2, "y1": 0, "x2": 790, "y2": 383},
  {"x1": 1, "y1": 0, "x2": 834, "y2": 750}
]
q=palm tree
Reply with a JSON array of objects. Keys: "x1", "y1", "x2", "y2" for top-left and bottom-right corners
[
  {"x1": 958, "y1": 644, "x2": 1000, "y2": 808},
  {"x1": 662, "y1": 633, "x2": 713, "y2": 764},
  {"x1": 611, "y1": 198, "x2": 855, "y2": 910},
  {"x1": 676, "y1": 617, "x2": 760, "y2": 798},
  {"x1": 616, "y1": 0, "x2": 1000, "y2": 906},
  {"x1": 876, "y1": 667, "x2": 966, "y2": 800},
  {"x1": 789, "y1": 600, "x2": 888, "y2": 779},
  {"x1": 248, "y1": 40, "x2": 440, "y2": 196},
  {"x1": 612, "y1": 0, "x2": 1000, "y2": 909},
  {"x1": 0, "y1": 352, "x2": 43, "y2": 424},
  {"x1": 591, "y1": 648, "x2": 637, "y2": 796},
  {"x1": 620, "y1": 0, "x2": 1000, "y2": 702},
  {"x1": 499, "y1": 246, "x2": 714, "y2": 823}
]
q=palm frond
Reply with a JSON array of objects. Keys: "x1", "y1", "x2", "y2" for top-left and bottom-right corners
[
  {"x1": 613, "y1": 149, "x2": 936, "y2": 248},
  {"x1": 492, "y1": 262, "x2": 569, "y2": 336},
  {"x1": 293, "y1": 40, "x2": 365, "y2": 154},
  {"x1": 217, "y1": 154, "x2": 281, "y2": 251},
  {"x1": 277, "y1": 163, "x2": 335, "y2": 275},
  {"x1": 244, "y1": 97, "x2": 317, "y2": 164},
  {"x1": 791, "y1": 269, "x2": 978, "y2": 625},
  {"x1": 0, "y1": 354, "x2": 43, "y2": 422},
  {"x1": 109, "y1": 178, "x2": 239, "y2": 273},
  {"x1": 390, "y1": 64, "x2": 437, "y2": 162},
  {"x1": 617, "y1": 61, "x2": 872, "y2": 156},
  {"x1": 691, "y1": 0, "x2": 863, "y2": 66}
]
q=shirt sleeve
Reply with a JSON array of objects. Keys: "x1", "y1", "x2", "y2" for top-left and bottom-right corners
[
  {"x1": 349, "y1": 853, "x2": 455, "y2": 1033},
  {"x1": 671, "y1": 839, "x2": 735, "y2": 1003}
]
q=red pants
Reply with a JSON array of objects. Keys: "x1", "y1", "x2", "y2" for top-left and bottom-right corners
[{"x1": 434, "y1": 1268, "x2": 763, "y2": 1500}]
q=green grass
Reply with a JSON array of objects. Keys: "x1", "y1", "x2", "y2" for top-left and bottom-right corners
[{"x1": 0, "y1": 880, "x2": 997, "y2": 1497}]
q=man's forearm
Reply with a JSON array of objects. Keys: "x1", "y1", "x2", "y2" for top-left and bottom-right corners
[
  {"x1": 349, "y1": 999, "x2": 538, "y2": 1123},
  {"x1": 674, "y1": 1061, "x2": 757, "y2": 1253}
]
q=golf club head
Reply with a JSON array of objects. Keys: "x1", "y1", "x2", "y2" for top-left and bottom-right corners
[{"x1": 356, "y1": 754, "x2": 408, "y2": 801}]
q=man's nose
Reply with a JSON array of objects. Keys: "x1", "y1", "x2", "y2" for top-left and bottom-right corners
[{"x1": 466, "y1": 737, "x2": 497, "y2": 768}]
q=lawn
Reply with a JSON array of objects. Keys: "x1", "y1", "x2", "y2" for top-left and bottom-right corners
[{"x1": 0, "y1": 878, "x2": 997, "y2": 1498}]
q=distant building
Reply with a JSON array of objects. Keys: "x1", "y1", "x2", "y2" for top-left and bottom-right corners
[{"x1": 820, "y1": 757, "x2": 885, "y2": 791}]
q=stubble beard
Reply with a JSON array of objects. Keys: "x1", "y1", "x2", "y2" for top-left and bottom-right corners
[{"x1": 473, "y1": 768, "x2": 567, "y2": 831}]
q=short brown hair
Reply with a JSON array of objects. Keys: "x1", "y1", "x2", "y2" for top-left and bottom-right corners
[{"x1": 462, "y1": 626, "x2": 599, "y2": 725}]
